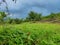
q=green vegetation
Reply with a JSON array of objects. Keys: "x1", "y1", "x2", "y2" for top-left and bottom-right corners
[
  {"x1": 0, "y1": 11, "x2": 60, "y2": 45},
  {"x1": 0, "y1": 0, "x2": 60, "y2": 45},
  {"x1": 0, "y1": 11, "x2": 60, "y2": 24},
  {"x1": 26, "y1": 11, "x2": 42, "y2": 21},
  {"x1": 0, "y1": 23, "x2": 60, "y2": 45},
  {"x1": 0, "y1": 12, "x2": 6, "y2": 24}
]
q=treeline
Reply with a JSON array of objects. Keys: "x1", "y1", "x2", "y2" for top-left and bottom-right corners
[{"x1": 0, "y1": 11, "x2": 60, "y2": 24}]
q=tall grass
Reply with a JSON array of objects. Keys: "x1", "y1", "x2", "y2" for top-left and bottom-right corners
[{"x1": 0, "y1": 23, "x2": 60, "y2": 45}]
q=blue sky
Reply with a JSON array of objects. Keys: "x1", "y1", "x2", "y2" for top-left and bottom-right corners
[{"x1": 0, "y1": 0, "x2": 60, "y2": 18}]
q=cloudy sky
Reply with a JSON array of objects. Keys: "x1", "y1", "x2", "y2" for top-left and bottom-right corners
[{"x1": 0, "y1": 0, "x2": 60, "y2": 18}]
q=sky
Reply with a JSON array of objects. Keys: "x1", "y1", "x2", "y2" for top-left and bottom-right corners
[{"x1": 0, "y1": 0, "x2": 60, "y2": 18}]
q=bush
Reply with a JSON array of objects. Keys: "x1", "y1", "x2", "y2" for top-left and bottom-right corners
[{"x1": 0, "y1": 28, "x2": 36, "y2": 45}]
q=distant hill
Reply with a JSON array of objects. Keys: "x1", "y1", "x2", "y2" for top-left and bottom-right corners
[{"x1": 42, "y1": 12, "x2": 60, "y2": 23}]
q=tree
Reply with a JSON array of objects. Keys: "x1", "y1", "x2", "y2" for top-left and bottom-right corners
[
  {"x1": 26, "y1": 11, "x2": 42, "y2": 21},
  {"x1": 0, "y1": 12, "x2": 7, "y2": 23},
  {"x1": 6, "y1": 18, "x2": 23, "y2": 24},
  {"x1": 46, "y1": 13, "x2": 56, "y2": 21},
  {"x1": 0, "y1": 0, "x2": 18, "y2": 24},
  {"x1": 13, "y1": 18, "x2": 23, "y2": 24},
  {"x1": 35, "y1": 13, "x2": 42, "y2": 21}
]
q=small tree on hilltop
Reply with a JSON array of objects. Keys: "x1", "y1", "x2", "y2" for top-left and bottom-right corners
[{"x1": 26, "y1": 11, "x2": 42, "y2": 21}]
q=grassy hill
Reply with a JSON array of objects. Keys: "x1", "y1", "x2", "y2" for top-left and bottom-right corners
[{"x1": 42, "y1": 13, "x2": 60, "y2": 23}]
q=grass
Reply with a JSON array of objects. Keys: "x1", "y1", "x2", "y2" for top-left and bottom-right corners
[{"x1": 0, "y1": 22, "x2": 60, "y2": 45}]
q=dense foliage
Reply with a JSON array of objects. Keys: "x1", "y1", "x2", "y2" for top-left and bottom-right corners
[
  {"x1": 0, "y1": 23, "x2": 60, "y2": 45},
  {"x1": 26, "y1": 11, "x2": 42, "y2": 21},
  {"x1": 0, "y1": 12, "x2": 7, "y2": 24},
  {"x1": 0, "y1": 11, "x2": 60, "y2": 24}
]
